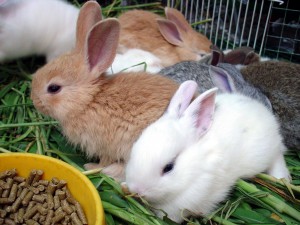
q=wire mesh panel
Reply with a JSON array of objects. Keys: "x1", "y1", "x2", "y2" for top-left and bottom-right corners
[
  {"x1": 167, "y1": 0, "x2": 300, "y2": 63},
  {"x1": 263, "y1": 0, "x2": 300, "y2": 62}
]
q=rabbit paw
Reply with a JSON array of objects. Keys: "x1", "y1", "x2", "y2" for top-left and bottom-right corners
[
  {"x1": 268, "y1": 154, "x2": 291, "y2": 181},
  {"x1": 84, "y1": 162, "x2": 125, "y2": 182}
]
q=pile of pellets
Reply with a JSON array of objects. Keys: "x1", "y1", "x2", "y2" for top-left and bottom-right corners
[{"x1": 0, "y1": 169, "x2": 88, "y2": 225}]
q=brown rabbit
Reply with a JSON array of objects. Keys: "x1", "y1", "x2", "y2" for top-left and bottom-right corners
[
  {"x1": 199, "y1": 45, "x2": 261, "y2": 67},
  {"x1": 118, "y1": 7, "x2": 212, "y2": 67},
  {"x1": 30, "y1": 1, "x2": 179, "y2": 181}
]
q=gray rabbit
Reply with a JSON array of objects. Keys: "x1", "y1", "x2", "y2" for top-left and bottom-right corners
[
  {"x1": 240, "y1": 61, "x2": 300, "y2": 150},
  {"x1": 159, "y1": 61, "x2": 272, "y2": 111},
  {"x1": 199, "y1": 46, "x2": 299, "y2": 150}
]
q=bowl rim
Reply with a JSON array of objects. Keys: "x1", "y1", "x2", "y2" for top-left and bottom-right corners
[{"x1": 0, "y1": 152, "x2": 104, "y2": 224}]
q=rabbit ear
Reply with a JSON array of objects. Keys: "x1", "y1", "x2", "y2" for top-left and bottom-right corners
[
  {"x1": 183, "y1": 88, "x2": 217, "y2": 138},
  {"x1": 157, "y1": 19, "x2": 184, "y2": 46},
  {"x1": 224, "y1": 47, "x2": 255, "y2": 65},
  {"x1": 209, "y1": 66, "x2": 236, "y2": 93},
  {"x1": 164, "y1": 7, "x2": 190, "y2": 33},
  {"x1": 210, "y1": 45, "x2": 224, "y2": 66},
  {"x1": 244, "y1": 51, "x2": 260, "y2": 65},
  {"x1": 85, "y1": 18, "x2": 120, "y2": 74},
  {"x1": 166, "y1": 80, "x2": 198, "y2": 118},
  {"x1": 75, "y1": 1, "x2": 102, "y2": 52},
  {"x1": 157, "y1": 7, "x2": 192, "y2": 46}
]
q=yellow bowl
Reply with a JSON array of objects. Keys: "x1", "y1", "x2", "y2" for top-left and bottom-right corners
[{"x1": 0, "y1": 152, "x2": 105, "y2": 225}]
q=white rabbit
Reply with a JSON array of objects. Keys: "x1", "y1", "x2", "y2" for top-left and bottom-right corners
[
  {"x1": 0, "y1": 0, "x2": 79, "y2": 62},
  {"x1": 126, "y1": 76, "x2": 290, "y2": 222},
  {"x1": 106, "y1": 48, "x2": 163, "y2": 75}
]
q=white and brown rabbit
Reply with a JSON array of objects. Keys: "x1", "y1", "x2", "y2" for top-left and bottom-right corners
[
  {"x1": 30, "y1": 1, "x2": 179, "y2": 181},
  {"x1": 126, "y1": 79, "x2": 290, "y2": 223},
  {"x1": 118, "y1": 7, "x2": 212, "y2": 67}
]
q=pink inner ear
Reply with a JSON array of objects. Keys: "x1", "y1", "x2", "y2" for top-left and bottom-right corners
[
  {"x1": 209, "y1": 66, "x2": 235, "y2": 93},
  {"x1": 184, "y1": 88, "x2": 217, "y2": 138},
  {"x1": 167, "y1": 80, "x2": 198, "y2": 118},
  {"x1": 196, "y1": 94, "x2": 215, "y2": 136},
  {"x1": 157, "y1": 19, "x2": 183, "y2": 46},
  {"x1": 86, "y1": 19, "x2": 120, "y2": 73},
  {"x1": 165, "y1": 8, "x2": 190, "y2": 33},
  {"x1": 87, "y1": 27, "x2": 106, "y2": 70}
]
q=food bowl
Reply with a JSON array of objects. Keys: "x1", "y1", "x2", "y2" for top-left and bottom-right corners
[{"x1": 0, "y1": 152, "x2": 105, "y2": 225}]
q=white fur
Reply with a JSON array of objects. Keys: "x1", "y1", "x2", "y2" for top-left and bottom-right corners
[
  {"x1": 0, "y1": 0, "x2": 79, "y2": 62},
  {"x1": 126, "y1": 81, "x2": 290, "y2": 223},
  {"x1": 106, "y1": 48, "x2": 163, "y2": 75}
]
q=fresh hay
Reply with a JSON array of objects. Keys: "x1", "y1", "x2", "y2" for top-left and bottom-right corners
[{"x1": 0, "y1": 1, "x2": 299, "y2": 224}]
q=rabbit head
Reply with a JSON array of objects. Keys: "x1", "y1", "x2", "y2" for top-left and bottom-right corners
[
  {"x1": 31, "y1": 1, "x2": 111, "y2": 122},
  {"x1": 118, "y1": 7, "x2": 212, "y2": 67},
  {"x1": 126, "y1": 77, "x2": 290, "y2": 222},
  {"x1": 157, "y1": 7, "x2": 212, "y2": 58},
  {"x1": 126, "y1": 81, "x2": 220, "y2": 220}
]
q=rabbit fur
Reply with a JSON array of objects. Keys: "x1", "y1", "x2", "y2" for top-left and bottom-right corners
[
  {"x1": 240, "y1": 61, "x2": 300, "y2": 150},
  {"x1": 160, "y1": 61, "x2": 272, "y2": 110},
  {"x1": 0, "y1": 0, "x2": 186, "y2": 74},
  {"x1": 118, "y1": 7, "x2": 212, "y2": 67},
  {"x1": 126, "y1": 79, "x2": 290, "y2": 223},
  {"x1": 0, "y1": 0, "x2": 79, "y2": 62},
  {"x1": 198, "y1": 45, "x2": 271, "y2": 69},
  {"x1": 209, "y1": 47, "x2": 299, "y2": 150},
  {"x1": 30, "y1": 1, "x2": 179, "y2": 181},
  {"x1": 107, "y1": 48, "x2": 163, "y2": 74}
]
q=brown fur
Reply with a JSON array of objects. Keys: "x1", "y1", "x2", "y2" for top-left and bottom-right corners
[
  {"x1": 118, "y1": 8, "x2": 212, "y2": 67},
  {"x1": 30, "y1": 1, "x2": 179, "y2": 181},
  {"x1": 32, "y1": 53, "x2": 178, "y2": 166}
]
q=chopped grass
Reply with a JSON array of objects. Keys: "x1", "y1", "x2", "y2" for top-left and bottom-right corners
[{"x1": 1, "y1": 1, "x2": 300, "y2": 224}]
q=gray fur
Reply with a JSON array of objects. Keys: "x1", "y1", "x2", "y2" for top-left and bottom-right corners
[
  {"x1": 240, "y1": 61, "x2": 300, "y2": 150},
  {"x1": 159, "y1": 61, "x2": 272, "y2": 111}
]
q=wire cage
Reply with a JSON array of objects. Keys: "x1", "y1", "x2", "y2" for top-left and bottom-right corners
[{"x1": 167, "y1": 0, "x2": 300, "y2": 63}]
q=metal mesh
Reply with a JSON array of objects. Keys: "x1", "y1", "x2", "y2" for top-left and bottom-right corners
[{"x1": 167, "y1": 0, "x2": 300, "y2": 63}]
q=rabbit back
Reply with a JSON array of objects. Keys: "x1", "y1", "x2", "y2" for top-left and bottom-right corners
[
  {"x1": 160, "y1": 61, "x2": 272, "y2": 110},
  {"x1": 118, "y1": 8, "x2": 212, "y2": 67},
  {"x1": 159, "y1": 61, "x2": 214, "y2": 92},
  {"x1": 240, "y1": 61, "x2": 300, "y2": 150},
  {"x1": 217, "y1": 63, "x2": 272, "y2": 110}
]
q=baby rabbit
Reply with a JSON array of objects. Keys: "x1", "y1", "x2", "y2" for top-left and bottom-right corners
[
  {"x1": 126, "y1": 79, "x2": 290, "y2": 223},
  {"x1": 160, "y1": 60, "x2": 272, "y2": 111},
  {"x1": 30, "y1": 1, "x2": 179, "y2": 181},
  {"x1": 118, "y1": 7, "x2": 212, "y2": 67},
  {"x1": 240, "y1": 61, "x2": 300, "y2": 150},
  {"x1": 198, "y1": 45, "x2": 264, "y2": 68},
  {"x1": 0, "y1": 0, "x2": 79, "y2": 62}
]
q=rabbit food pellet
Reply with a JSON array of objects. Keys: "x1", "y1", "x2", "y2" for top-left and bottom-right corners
[{"x1": 0, "y1": 169, "x2": 88, "y2": 225}]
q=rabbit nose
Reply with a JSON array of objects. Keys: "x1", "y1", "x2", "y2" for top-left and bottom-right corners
[
  {"x1": 127, "y1": 183, "x2": 146, "y2": 197},
  {"x1": 121, "y1": 182, "x2": 145, "y2": 197}
]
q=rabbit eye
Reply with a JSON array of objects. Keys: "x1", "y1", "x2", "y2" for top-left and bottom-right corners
[
  {"x1": 162, "y1": 162, "x2": 174, "y2": 174},
  {"x1": 47, "y1": 84, "x2": 61, "y2": 94}
]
